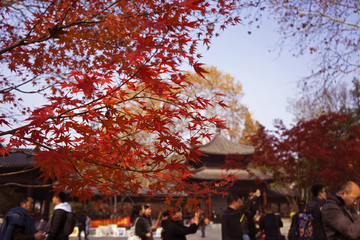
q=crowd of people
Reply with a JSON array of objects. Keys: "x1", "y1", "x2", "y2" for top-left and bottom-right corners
[
  {"x1": 129, "y1": 203, "x2": 200, "y2": 240},
  {"x1": 1, "y1": 180, "x2": 360, "y2": 240},
  {"x1": 0, "y1": 192, "x2": 91, "y2": 240},
  {"x1": 287, "y1": 181, "x2": 360, "y2": 240},
  {"x1": 221, "y1": 181, "x2": 360, "y2": 240}
]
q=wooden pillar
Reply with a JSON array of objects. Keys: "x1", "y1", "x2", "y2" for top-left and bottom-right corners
[
  {"x1": 114, "y1": 196, "x2": 117, "y2": 218},
  {"x1": 182, "y1": 207, "x2": 186, "y2": 219},
  {"x1": 27, "y1": 180, "x2": 34, "y2": 196},
  {"x1": 207, "y1": 194, "x2": 212, "y2": 220},
  {"x1": 278, "y1": 202, "x2": 281, "y2": 214},
  {"x1": 263, "y1": 190, "x2": 267, "y2": 206},
  {"x1": 109, "y1": 197, "x2": 113, "y2": 218},
  {"x1": 44, "y1": 191, "x2": 52, "y2": 218}
]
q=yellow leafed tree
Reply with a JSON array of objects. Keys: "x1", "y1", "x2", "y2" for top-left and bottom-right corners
[{"x1": 186, "y1": 66, "x2": 258, "y2": 145}]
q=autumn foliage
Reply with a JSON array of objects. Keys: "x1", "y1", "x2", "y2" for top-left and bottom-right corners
[
  {"x1": 0, "y1": 0, "x2": 243, "y2": 203},
  {"x1": 185, "y1": 66, "x2": 258, "y2": 145},
  {"x1": 250, "y1": 113, "x2": 360, "y2": 192}
]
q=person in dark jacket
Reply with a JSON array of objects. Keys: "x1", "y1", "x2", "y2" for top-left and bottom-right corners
[
  {"x1": 221, "y1": 189, "x2": 261, "y2": 240},
  {"x1": 199, "y1": 213, "x2": 206, "y2": 238},
  {"x1": 242, "y1": 192, "x2": 260, "y2": 240},
  {"x1": 287, "y1": 200, "x2": 306, "y2": 240},
  {"x1": 0, "y1": 196, "x2": 44, "y2": 240},
  {"x1": 322, "y1": 181, "x2": 360, "y2": 240},
  {"x1": 77, "y1": 212, "x2": 86, "y2": 240},
  {"x1": 306, "y1": 184, "x2": 326, "y2": 215},
  {"x1": 240, "y1": 207, "x2": 250, "y2": 240},
  {"x1": 130, "y1": 205, "x2": 144, "y2": 239},
  {"x1": 164, "y1": 210, "x2": 199, "y2": 240},
  {"x1": 47, "y1": 192, "x2": 72, "y2": 240},
  {"x1": 160, "y1": 211, "x2": 170, "y2": 240},
  {"x1": 135, "y1": 204, "x2": 156, "y2": 240},
  {"x1": 260, "y1": 205, "x2": 283, "y2": 240},
  {"x1": 245, "y1": 205, "x2": 258, "y2": 240}
]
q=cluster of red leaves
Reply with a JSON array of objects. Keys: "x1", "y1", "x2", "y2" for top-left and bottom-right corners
[
  {"x1": 250, "y1": 113, "x2": 360, "y2": 190},
  {"x1": 0, "y1": 0, "x2": 242, "y2": 205}
]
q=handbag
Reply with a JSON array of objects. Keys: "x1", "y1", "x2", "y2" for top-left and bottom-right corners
[{"x1": 127, "y1": 218, "x2": 141, "y2": 240}]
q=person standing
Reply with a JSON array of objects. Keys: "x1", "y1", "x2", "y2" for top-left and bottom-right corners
[
  {"x1": 287, "y1": 200, "x2": 306, "y2": 240},
  {"x1": 164, "y1": 210, "x2": 199, "y2": 240},
  {"x1": 221, "y1": 189, "x2": 261, "y2": 240},
  {"x1": 47, "y1": 192, "x2": 72, "y2": 240},
  {"x1": 322, "y1": 181, "x2": 360, "y2": 240},
  {"x1": 306, "y1": 184, "x2": 326, "y2": 215},
  {"x1": 259, "y1": 205, "x2": 283, "y2": 240},
  {"x1": 37, "y1": 215, "x2": 48, "y2": 232},
  {"x1": 246, "y1": 205, "x2": 258, "y2": 240},
  {"x1": 160, "y1": 211, "x2": 170, "y2": 240},
  {"x1": 77, "y1": 212, "x2": 86, "y2": 240},
  {"x1": 141, "y1": 204, "x2": 157, "y2": 240},
  {"x1": 211, "y1": 211, "x2": 217, "y2": 223},
  {"x1": 0, "y1": 196, "x2": 45, "y2": 240},
  {"x1": 134, "y1": 204, "x2": 156, "y2": 240},
  {"x1": 240, "y1": 207, "x2": 250, "y2": 240},
  {"x1": 130, "y1": 205, "x2": 145, "y2": 240},
  {"x1": 199, "y1": 214, "x2": 206, "y2": 238},
  {"x1": 85, "y1": 216, "x2": 91, "y2": 240}
]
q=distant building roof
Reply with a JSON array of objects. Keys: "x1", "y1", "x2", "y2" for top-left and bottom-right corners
[
  {"x1": 0, "y1": 149, "x2": 35, "y2": 168},
  {"x1": 190, "y1": 166, "x2": 273, "y2": 181},
  {"x1": 199, "y1": 134, "x2": 254, "y2": 155},
  {"x1": 267, "y1": 187, "x2": 297, "y2": 197}
]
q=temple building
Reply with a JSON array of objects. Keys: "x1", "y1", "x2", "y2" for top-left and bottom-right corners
[{"x1": 188, "y1": 133, "x2": 290, "y2": 221}]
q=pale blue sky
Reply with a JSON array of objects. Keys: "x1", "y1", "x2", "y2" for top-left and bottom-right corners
[{"x1": 194, "y1": 19, "x2": 315, "y2": 131}]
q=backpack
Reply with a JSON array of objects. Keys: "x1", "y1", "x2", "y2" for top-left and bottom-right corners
[
  {"x1": 63, "y1": 212, "x2": 77, "y2": 236},
  {"x1": 288, "y1": 213, "x2": 300, "y2": 240},
  {"x1": 311, "y1": 207, "x2": 327, "y2": 240},
  {"x1": 298, "y1": 213, "x2": 313, "y2": 240}
]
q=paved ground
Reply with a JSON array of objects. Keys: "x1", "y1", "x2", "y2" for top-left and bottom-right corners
[{"x1": 71, "y1": 219, "x2": 291, "y2": 240}]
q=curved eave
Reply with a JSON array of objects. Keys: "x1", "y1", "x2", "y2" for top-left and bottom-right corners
[
  {"x1": 189, "y1": 166, "x2": 273, "y2": 181},
  {"x1": 198, "y1": 134, "x2": 254, "y2": 155}
]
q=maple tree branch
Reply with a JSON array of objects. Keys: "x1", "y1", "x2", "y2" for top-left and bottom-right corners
[
  {"x1": 82, "y1": 159, "x2": 165, "y2": 174},
  {"x1": 59, "y1": 0, "x2": 79, "y2": 27},
  {"x1": 67, "y1": 157, "x2": 84, "y2": 179},
  {"x1": 0, "y1": 39, "x2": 26, "y2": 56},
  {"x1": 0, "y1": 182, "x2": 55, "y2": 188},
  {"x1": 22, "y1": 137, "x2": 53, "y2": 151},
  {"x1": 0, "y1": 127, "x2": 23, "y2": 136},
  {"x1": 102, "y1": 0, "x2": 123, "y2": 13},
  {"x1": 14, "y1": 83, "x2": 56, "y2": 94},
  {"x1": 133, "y1": 96, "x2": 179, "y2": 107},
  {"x1": 57, "y1": 48, "x2": 160, "y2": 119},
  {"x1": 0, "y1": 76, "x2": 37, "y2": 94},
  {"x1": 0, "y1": 166, "x2": 40, "y2": 177},
  {"x1": 0, "y1": 0, "x2": 57, "y2": 56}
]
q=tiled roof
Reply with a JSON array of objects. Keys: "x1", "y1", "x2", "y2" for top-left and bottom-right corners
[
  {"x1": 0, "y1": 149, "x2": 35, "y2": 168},
  {"x1": 267, "y1": 187, "x2": 297, "y2": 197},
  {"x1": 190, "y1": 166, "x2": 273, "y2": 181},
  {"x1": 199, "y1": 134, "x2": 254, "y2": 155}
]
